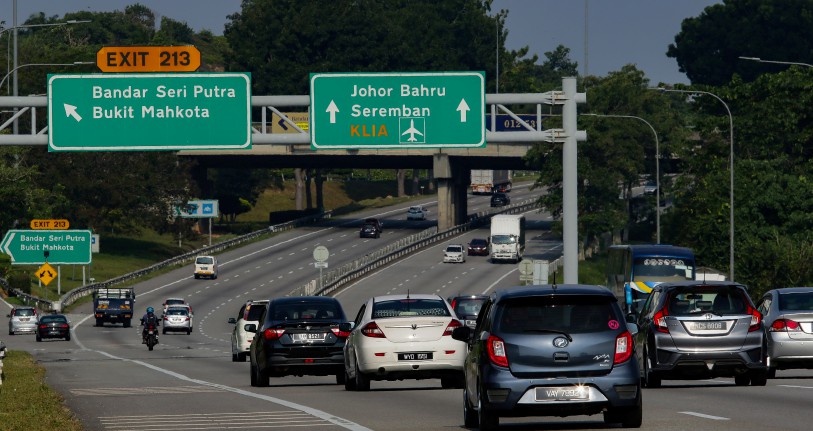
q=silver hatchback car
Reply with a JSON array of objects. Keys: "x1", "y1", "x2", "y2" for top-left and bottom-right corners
[
  {"x1": 633, "y1": 281, "x2": 767, "y2": 387},
  {"x1": 757, "y1": 287, "x2": 813, "y2": 378},
  {"x1": 8, "y1": 306, "x2": 38, "y2": 335},
  {"x1": 162, "y1": 306, "x2": 193, "y2": 334}
]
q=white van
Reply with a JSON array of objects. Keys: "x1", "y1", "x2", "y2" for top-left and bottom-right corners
[{"x1": 193, "y1": 255, "x2": 218, "y2": 279}]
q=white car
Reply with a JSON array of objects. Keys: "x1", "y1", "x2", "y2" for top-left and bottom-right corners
[
  {"x1": 162, "y1": 297, "x2": 189, "y2": 316},
  {"x1": 162, "y1": 305, "x2": 193, "y2": 335},
  {"x1": 406, "y1": 206, "x2": 427, "y2": 221},
  {"x1": 193, "y1": 255, "x2": 218, "y2": 279},
  {"x1": 342, "y1": 293, "x2": 466, "y2": 391},
  {"x1": 443, "y1": 244, "x2": 466, "y2": 263},
  {"x1": 229, "y1": 299, "x2": 269, "y2": 362}
]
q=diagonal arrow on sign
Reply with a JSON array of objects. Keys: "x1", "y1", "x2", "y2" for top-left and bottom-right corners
[{"x1": 64, "y1": 103, "x2": 83, "y2": 122}]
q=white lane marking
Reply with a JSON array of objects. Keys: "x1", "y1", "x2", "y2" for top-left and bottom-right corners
[
  {"x1": 482, "y1": 268, "x2": 518, "y2": 295},
  {"x1": 778, "y1": 385, "x2": 813, "y2": 389},
  {"x1": 288, "y1": 252, "x2": 295, "y2": 256},
  {"x1": 71, "y1": 315, "x2": 371, "y2": 431},
  {"x1": 678, "y1": 412, "x2": 729, "y2": 421}
]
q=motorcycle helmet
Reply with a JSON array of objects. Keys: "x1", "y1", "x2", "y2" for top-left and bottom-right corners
[{"x1": 146, "y1": 306, "x2": 154, "y2": 313}]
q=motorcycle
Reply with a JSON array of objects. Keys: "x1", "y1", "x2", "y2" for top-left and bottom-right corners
[{"x1": 145, "y1": 323, "x2": 159, "y2": 351}]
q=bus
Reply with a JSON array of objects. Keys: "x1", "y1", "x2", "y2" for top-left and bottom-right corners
[{"x1": 606, "y1": 244, "x2": 696, "y2": 315}]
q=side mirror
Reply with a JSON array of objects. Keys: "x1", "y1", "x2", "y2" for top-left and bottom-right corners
[
  {"x1": 451, "y1": 326, "x2": 472, "y2": 342},
  {"x1": 626, "y1": 322, "x2": 639, "y2": 336},
  {"x1": 244, "y1": 324, "x2": 257, "y2": 333},
  {"x1": 228, "y1": 317, "x2": 236, "y2": 324},
  {"x1": 339, "y1": 322, "x2": 354, "y2": 332},
  {"x1": 625, "y1": 313, "x2": 638, "y2": 323}
]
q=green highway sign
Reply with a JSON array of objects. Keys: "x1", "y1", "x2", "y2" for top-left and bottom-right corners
[
  {"x1": 47, "y1": 73, "x2": 252, "y2": 152},
  {"x1": 310, "y1": 72, "x2": 485, "y2": 149},
  {"x1": 1, "y1": 230, "x2": 93, "y2": 265}
]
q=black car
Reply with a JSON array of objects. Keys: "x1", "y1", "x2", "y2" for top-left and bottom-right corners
[
  {"x1": 467, "y1": 238, "x2": 489, "y2": 256},
  {"x1": 248, "y1": 296, "x2": 349, "y2": 386},
  {"x1": 36, "y1": 314, "x2": 71, "y2": 342},
  {"x1": 452, "y1": 285, "x2": 641, "y2": 430},
  {"x1": 490, "y1": 193, "x2": 510, "y2": 207},
  {"x1": 359, "y1": 223, "x2": 380, "y2": 238},
  {"x1": 449, "y1": 294, "x2": 488, "y2": 328},
  {"x1": 364, "y1": 217, "x2": 383, "y2": 233},
  {"x1": 633, "y1": 280, "x2": 767, "y2": 387}
]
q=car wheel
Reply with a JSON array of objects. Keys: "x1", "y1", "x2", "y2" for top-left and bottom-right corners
[
  {"x1": 162, "y1": 328, "x2": 167, "y2": 335},
  {"x1": 604, "y1": 392, "x2": 642, "y2": 428},
  {"x1": 463, "y1": 388, "x2": 478, "y2": 428},
  {"x1": 643, "y1": 350, "x2": 661, "y2": 388},
  {"x1": 477, "y1": 389, "x2": 498, "y2": 431},
  {"x1": 194, "y1": 274, "x2": 199, "y2": 279},
  {"x1": 441, "y1": 376, "x2": 457, "y2": 389},
  {"x1": 354, "y1": 359, "x2": 370, "y2": 391},
  {"x1": 187, "y1": 328, "x2": 192, "y2": 335},
  {"x1": 36, "y1": 334, "x2": 42, "y2": 342},
  {"x1": 8, "y1": 329, "x2": 13, "y2": 335},
  {"x1": 65, "y1": 334, "x2": 71, "y2": 342},
  {"x1": 232, "y1": 353, "x2": 239, "y2": 362},
  {"x1": 767, "y1": 367, "x2": 776, "y2": 379},
  {"x1": 734, "y1": 374, "x2": 750, "y2": 386},
  {"x1": 750, "y1": 370, "x2": 768, "y2": 386},
  {"x1": 123, "y1": 320, "x2": 131, "y2": 328},
  {"x1": 250, "y1": 362, "x2": 269, "y2": 387},
  {"x1": 95, "y1": 318, "x2": 103, "y2": 327},
  {"x1": 335, "y1": 372, "x2": 346, "y2": 385},
  {"x1": 237, "y1": 352, "x2": 247, "y2": 362}
]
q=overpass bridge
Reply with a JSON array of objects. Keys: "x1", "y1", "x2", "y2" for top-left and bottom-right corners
[{"x1": 0, "y1": 83, "x2": 580, "y2": 232}]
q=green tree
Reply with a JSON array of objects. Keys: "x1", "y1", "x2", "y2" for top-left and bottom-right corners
[{"x1": 667, "y1": 0, "x2": 813, "y2": 86}]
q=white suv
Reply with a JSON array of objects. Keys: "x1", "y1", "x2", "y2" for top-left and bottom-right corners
[
  {"x1": 229, "y1": 299, "x2": 269, "y2": 362},
  {"x1": 407, "y1": 206, "x2": 427, "y2": 220},
  {"x1": 443, "y1": 244, "x2": 466, "y2": 263}
]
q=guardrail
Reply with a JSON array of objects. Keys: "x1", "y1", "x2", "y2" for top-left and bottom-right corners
[
  {"x1": 288, "y1": 198, "x2": 542, "y2": 297},
  {"x1": 7, "y1": 211, "x2": 333, "y2": 312}
]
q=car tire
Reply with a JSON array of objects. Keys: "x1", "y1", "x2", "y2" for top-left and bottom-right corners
[
  {"x1": 187, "y1": 329, "x2": 192, "y2": 335},
  {"x1": 734, "y1": 374, "x2": 750, "y2": 386},
  {"x1": 123, "y1": 320, "x2": 131, "y2": 328},
  {"x1": 767, "y1": 367, "x2": 776, "y2": 379},
  {"x1": 237, "y1": 352, "x2": 247, "y2": 362},
  {"x1": 8, "y1": 329, "x2": 13, "y2": 335},
  {"x1": 335, "y1": 372, "x2": 345, "y2": 385},
  {"x1": 463, "y1": 388, "x2": 478, "y2": 428},
  {"x1": 604, "y1": 392, "x2": 642, "y2": 428},
  {"x1": 441, "y1": 376, "x2": 457, "y2": 389},
  {"x1": 162, "y1": 328, "x2": 167, "y2": 335},
  {"x1": 477, "y1": 390, "x2": 498, "y2": 431},
  {"x1": 750, "y1": 371, "x2": 768, "y2": 386},
  {"x1": 194, "y1": 274, "x2": 199, "y2": 279},
  {"x1": 95, "y1": 318, "x2": 103, "y2": 327},
  {"x1": 643, "y1": 350, "x2": 661, "y2": 388},
  {"x1": 65, "y1": 335, "x2": 71, "y2": 342},
  {"x1": 232, "y1": 352, "x2": 239, "y2": 362},
  {"x1": 250, "y1": 362, "x2": 269, "y2": 387},
  {"x1": 354, "y1": 359, "x2": 370, "y2": 391},
  {"x1": 36, "y1": 334, "x2": 42, "y2": 342}
]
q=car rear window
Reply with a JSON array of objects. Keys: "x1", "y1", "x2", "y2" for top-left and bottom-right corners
[
  {"x1": 453, "y1": 298, "x2": 486, "y2": 317},
  {"x1": 196, "y1": 257, "x2": 214, "y2": 264},
  {"x1": 14, "y1": 308, "x2": 35, "y2": 317},
  {"x1": 373, "y1": 299, "x2": 451, "y2": 318},
  {"x1": 166, "y1": 308, "x2": 189, "y2": 316},
  {"x1": 39, "y1": 316, "x2": 66, "y2": 324},
  {"x1": 246, "y1": 303, "x2": 267, "y2": 321},
  {"x1": 446, "y1": 246, "x2": 463, "y2": 253},
  {"x1": 496, "y1": 296, "x2": 620, "y2": 334},
  {"x1": 166, "y1": 299, "x2": 185, "y2": 306},
  {"x1": 778, "y1": 292, "x2": 813, "y2": 311},
  {"x1": 666, "y1": 286, "x2": 749, "y2": 315},
  {"x1": 270, "y1": 302, "x2": 342, "y2": 321}
]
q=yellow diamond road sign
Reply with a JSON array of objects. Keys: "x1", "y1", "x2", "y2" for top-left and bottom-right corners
[{"x1": 37, "y1": 262, "x2": 57, "y2": 286}]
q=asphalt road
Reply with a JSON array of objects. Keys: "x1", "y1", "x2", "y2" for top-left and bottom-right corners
[{"x1": 4, "y1": 186, "x2": 813, "y2": 431}]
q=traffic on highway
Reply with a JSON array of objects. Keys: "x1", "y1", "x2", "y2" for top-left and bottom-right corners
[{"x1": 2, "y1": 186, "x2": 812, "y2": 431}]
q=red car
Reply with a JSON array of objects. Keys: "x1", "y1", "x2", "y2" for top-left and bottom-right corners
[{"x1": 467, "y1": 238, "x2": 489, "y2": 256}]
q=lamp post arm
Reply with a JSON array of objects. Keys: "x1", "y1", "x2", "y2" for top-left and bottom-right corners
[
  {"x1": 0, "y1": 61, "x2": 94, "y2": 90},
  {"x1": 739, "y1": 56, "x2": 813, "y2": 69}
]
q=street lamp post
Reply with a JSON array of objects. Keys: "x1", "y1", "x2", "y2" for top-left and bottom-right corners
[
  {"x1": 0, "y1": 62, "x2": 95, "y2": 91},
  {"x1": 739, "y1": 56, "x2": 813, "y2": 68},
  {"x1": 654, "y1": 87, "x2": 735, "y2": 281},
  {"x1": 582, "y1": 113, "x2": 661, "y2": 243}
]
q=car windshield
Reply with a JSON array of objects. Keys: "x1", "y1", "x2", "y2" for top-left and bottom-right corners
[
  {"x1": 246, "y1": 304, "x2": 267, "y2": 321},
  {"x1": 497, "y1": 296, "x2": 617, "y2": 334},
  {"x1": 470, "y1": 239, "x2": 487, "y2": 246},
  {"x1": 373, "y1": 299, "x2": 451, "y2": 318},
  {"x1": 453, "y1": 298, "x2": 486, "y2": 317},
  {"x1": 39, "y1": 316, "x2": 67, "y2": 324},
  {"x1": 491, "y1": 235, "x2": 516, "y2": 245},
  {"x1": 446, "y1": 246, "x2": 463, "y2": 253},
  {"x1": 666, "y1": 286, "x2": 748, "y2": 315},
  {"x1": 166, "y1": 308, "x2": 189, "y2": 316},
  {"x1": 778, "y1": 292, "x2": 813, "y2": 311},
  {"x1": 632, "y1": 257, "x2": 694, "y2": 283},
  {"x1": 270, "y1": 302, "x2": 341, "y2": 321},
  {"x1": 196, "y1": 257, "x2": 214, "y2": 265},
  {"x1": 14, "y1": 308, "x2": 35, "y2": 317},
  {"x1": 409, "y1": 207, "x2": 421, "y2": 212},
  {"x1": 166, "y1": 299, "x2": 185, "y2": 306}
]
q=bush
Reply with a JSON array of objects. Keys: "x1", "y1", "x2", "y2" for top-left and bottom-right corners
[{"x1": 7, "y1": 271, "x2": 32, "y2": 294}]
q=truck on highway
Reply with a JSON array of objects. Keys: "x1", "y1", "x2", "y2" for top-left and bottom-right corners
[
  {"x1": 470, "y1": 169, "x2": 512, "y2": 194},
  {"x1": 489, "y1": 214, "x2": 526, "y2": 263},
  {"x1": 93, "y1": 287, "x2": 136, "y2": 327}
]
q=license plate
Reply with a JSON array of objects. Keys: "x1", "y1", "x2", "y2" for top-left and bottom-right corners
[
  {"x1": 690, "y1": 321, "x2": 726, "y2": 331},
  {"x1": 293, "y1": 333, "x2": 326, "y2": 342},
  {"x1": 535, "y1": 386, "x2": 589, "y2": 401},
  {"x1": 397, "y1": 352, "x2": 433, "y2": 361}
]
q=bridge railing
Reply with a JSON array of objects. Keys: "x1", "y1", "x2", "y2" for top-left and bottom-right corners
[
  {"x1": 2, "y1": 211, "x2": 333, "y2": 312},
  {"x1": 288, "y1": 198, "x2": 542, "y2": 297}
]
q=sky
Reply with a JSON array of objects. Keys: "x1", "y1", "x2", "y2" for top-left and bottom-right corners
[{"x1": 8, "y1": 0, "x2": 720, "y2": 85}]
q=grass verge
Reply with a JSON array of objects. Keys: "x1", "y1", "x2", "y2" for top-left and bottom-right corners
[{"x1": 0, "y1": 350, "x2": 83, "y2": 430}]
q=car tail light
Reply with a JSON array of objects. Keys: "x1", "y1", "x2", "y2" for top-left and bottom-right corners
[
  {"x1": 39, "y1": 324, "x2": 47, "y2": 329},
  {"x1": 770, "y1": 318, "x2": 801, "y2": 332},
  {"x1": 331, "y1": 327, "x2": 351, "y2": 338},
  {"x1": 450, "y1": 299, "x2": 458, "y2": 309},
  {"x1": 361, "y1": 322, "x2": 386, "y2": 338},
  {"x1": 263, "y1": 328, "x2": 285, "y2": 340},
  {"x1": 59, "y1": 324, "x2": 69, "y2": 328},
  {"x1": 614, "y1": 331, "x2": 633, "y2": 365},
  {"x1": 486, "y1": 334, "x2": 509, "y2": 367},
  {"x1": 653, "y1": 307, "x2": 669, "y2": 333},
  {"x1": 443, "y1": 319, "x2": 462, "y2": 336},
  {"x1": 184, "y1": 316, "x2": 190, "y2": 322},
  {"x1": 163, "y1": 316, "x2": 169, "y2": 321},
  {"x1": 747, "y1": 305, "x2": 762, "y2": 332}
]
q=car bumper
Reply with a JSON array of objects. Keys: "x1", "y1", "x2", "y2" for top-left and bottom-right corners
[
  {"x1": 652, "y1": 347, "x2": 766, "y2": 377},
  {"x1": 163, "y1": 323, "x2": 191, "y2": 331},
  {"x1": 11, "y1": 323, "x2": 38, "y2": 334},
  {"x1": 37, "y1": 329, "x2": 70, "y2": 339},
  {"x1": 491, "y1": 252, "x2": 518, "y2": 261},
  {"x1": 263, "y1": 346, "x2": 345, "y2": 375},
  {"x1": 443, "y1": 255, "x2": 465, "y2": 262},
  {"x1": 468, "y1": 249, "x2": 488, "y2": 256},
  {"x1": 478, "y1": 359, "x2": 640, "y2": 415},
  {"x1": 357, "y1": 347, "x2": 466, "y2": 377},
  {"x1": 767, "y1": 332, "x2": 813, "y2": 369}
]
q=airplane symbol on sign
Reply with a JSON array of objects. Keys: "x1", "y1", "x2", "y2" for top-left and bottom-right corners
[{"x1": 401, "y1": 119, "x2": 424, "y2": 142}]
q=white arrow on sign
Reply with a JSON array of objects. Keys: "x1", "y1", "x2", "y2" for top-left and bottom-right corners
[
  {"x1": 64, "y1": 104, "x2": 82, "y2": 122},
  {"x1": 457, "y1": 98, "x2": 470, "y2": 122},
  {"x1": 326, "y1": 100, "x2": 339, "y2": 124},
  {"x1": 1, "y1": 231, "x2": 14, "y2": 257}
]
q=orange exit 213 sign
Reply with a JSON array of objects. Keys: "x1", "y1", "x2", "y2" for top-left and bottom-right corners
[
  {"x1": 30, "y1": 219, "x2": 70, "y2": 230},
  {"x1": 96, "y1": 46, "x2": 200, "y2": 72}
]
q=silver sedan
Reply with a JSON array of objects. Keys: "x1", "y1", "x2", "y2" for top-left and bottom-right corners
[
  {"x1": 162, "y1": 306, "x2": 193, "y2": 335},
  {"x1": 757, "y1": 287, "x2": 813, "y2": 378}
]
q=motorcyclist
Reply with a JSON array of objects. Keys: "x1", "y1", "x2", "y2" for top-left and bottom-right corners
[{"x1": 140, "y1": 307, "x2": 160, "y2": 344}]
